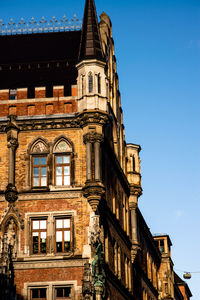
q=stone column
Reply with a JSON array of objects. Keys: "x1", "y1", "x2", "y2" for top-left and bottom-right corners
[
  {"x1": 94, "y1": 141, "x2": 101, "y2": 180},
  {"x1": 7, "y1": 139, "x2": 18, "y2": 185},
  {"x1": 86, "y1": 142, "x2": 92, "y2": 181},
  {"x1": 5, "y1": 115, "x2": 19, "y2": 205}
]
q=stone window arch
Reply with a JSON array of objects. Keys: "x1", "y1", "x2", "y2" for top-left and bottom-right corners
[
  {"x1": 26, "y1": 138, "x2": 50, "y2": 189},
  {"x1": 52, "y1": 137, "x2": 75, "y2": 187}
]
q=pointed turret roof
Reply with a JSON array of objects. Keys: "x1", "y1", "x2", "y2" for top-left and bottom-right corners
[{"x1": 79, "y1": 0, "x2": 104, "y2": 61}]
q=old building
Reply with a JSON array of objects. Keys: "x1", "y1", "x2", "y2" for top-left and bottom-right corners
[{"x1": 0, "y1": 0, "x2": 192, "y2": 299}]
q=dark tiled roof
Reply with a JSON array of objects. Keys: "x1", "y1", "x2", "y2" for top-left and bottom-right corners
[
  {"x1": 0, "y1": 31, "x2": 81, "y2": 90},
  {"x1": 79, "y1": 0, "x2": 104, "y2": 61}
]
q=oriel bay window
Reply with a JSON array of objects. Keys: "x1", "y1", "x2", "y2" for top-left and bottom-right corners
[
  {"x1": 55, "y1": 218, "x2": 71, "y2": 253},
  {"x1": 31, "y1": 219, "x2": 47, "y2": 254}
]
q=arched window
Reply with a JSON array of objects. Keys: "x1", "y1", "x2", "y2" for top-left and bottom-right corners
[
  {"x1": 88, "y1": 72, "x2": 93, "y2": 93},
  {"x1": 53, "y1": 139, "x2": 73, "y2": 186},
  {"x1": 31, "y1": 140, "x2": 49, "y2": 187}
]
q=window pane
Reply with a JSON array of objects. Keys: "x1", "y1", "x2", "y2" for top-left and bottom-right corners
[
  {"x1": 56, "y1": 231, "x2": 62, "y2": 242},
  {"x1": 41, "y1": 242, "x2": 46, "y2": 253},
  {"x1": 33, "y1": 157, "x2": 40, "y2": 165},
  {"x1": 56, "y1": 167, "x2": 62, "y2": 175},
  {"x1": 64, "y1": 231, "x2": 70, "y2": 242},
  {"x1": 40, "y1": 288, "x2": 46, "y2": 298},
  {"x1": 64, "y1": 242, "x2": 70, "y2": 252},
  {"x1": 41, "y1": 177, "x2": 47, "y2": 186},
  {"x1": 56, "y1": 156, "x2": 63, "y2": 164},
  {"x1": 40, "y1": 232, "x2": 46, "y2": 240},
  {"x1": 56, "y1": 176, "x2": 62, "y2": 186},
  {"x1": 33, "y1": 177, "x2": 39, "y2": 187},
  {"x1": 41, "y1": 157, "x2": 47, "y2": 165},
  {"x1": 33, "y1": 221, "x2": 39, "y2": 229},
  {"x1": 33, "y1": 167, "x2": 39, "y2": 176},
  {"x1": 41, "y1": 167, "x2": 47, "y2": 176},
  {"x1": 32, "y1": 289, "x2": 39, "y2": 298},
  {"x1": 64, "y1": 287, "x2": 71, "y2": 297},
  {"x1": 56, "y1": 287, "x2": 63, "y2": 297},
  {"x1": 33, "y1": 243, "x2": 38, "y2": 254},
  {"x1": 64, "y1": 219, "x2": 70, "y2": 228},
  {"x1": 64, "y1": 176, "x2": 70, "y2": 186},
  {"x1": 33, "y1": 232, "x2": 39, "y2": 237},
  {"x1": 64, "y1": 166, "x2": 70, "y2": 175},
  {"x1": 56, "y1": 242, "x2": 62, "y2": 252},
  {"x1": 40, "y1": 220, "x2": 47, "y2": 229},
  {"x1": 56, "y1": 219, "x2": 63, "y2": 229},
  {"x1": 63, "y1": 156, "x2": 70, "y2": 164}
]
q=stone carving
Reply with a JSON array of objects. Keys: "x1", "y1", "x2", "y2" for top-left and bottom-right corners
[
  {"x1": 83, "y1": 182, "x2": 105, "y2": 212},
  {"x1": 82, "y1": 262, "x2": 94, "y2": 299},
  {"x1": 89, "y1": 215, "x2": 101, "y2": 246},
  {"x1": 83, "y1": 132, "x2": 104, "y2": 144},
  {"x1": 92, "y1": 242, "x2": 105, "y2": 290},
  {"x1": 5, "y1": 184, "x2": 18, "y2": 204},
  {"x1": 4, "y1": 219, "x2": 17, "y2": 258}
]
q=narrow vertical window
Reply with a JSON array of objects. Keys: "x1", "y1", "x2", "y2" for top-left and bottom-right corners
[
  {"x1": 88, "y1": 73, "x2": 93, "y2": 93},
  {"x1": 82, "y1": 76, "x2": 84, "y2": 96},
  {"x1": 32, "y1": 156, "x2": 47, "y2": 187},
  {"x1": 132, "y1": 155, "x2": 135, "y2": 172},
  {"x1": 31, "y1": 219, "x2": 47, "y2": 254},
  {"x1": 98, "y1": 74, "x2": 101, "y2": 94}
]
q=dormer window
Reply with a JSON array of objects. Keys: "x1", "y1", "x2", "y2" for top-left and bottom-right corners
[
  {"x1": 88, "y1": 73, "x2": 93, "y2": 93},
  {"x1": 9, "y1": 89, "x2": 17, "y2": 100}
]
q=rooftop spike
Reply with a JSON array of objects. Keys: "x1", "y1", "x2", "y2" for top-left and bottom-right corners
[{"x1": 78, "y1": 0, "x2": 104, "y2": 61}]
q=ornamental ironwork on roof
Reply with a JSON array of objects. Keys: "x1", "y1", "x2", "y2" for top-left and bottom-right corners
[{"x1": 0, "y1": 15, "x2": 82, "y2": 36}]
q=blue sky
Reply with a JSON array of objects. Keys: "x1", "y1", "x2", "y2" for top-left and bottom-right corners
[{"x1": 0, "y1": 0, "x2": 200, "y2": 298}]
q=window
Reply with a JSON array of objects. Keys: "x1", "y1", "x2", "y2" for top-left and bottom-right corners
[
  {"x1": 9, "y1": 89, "x2": 17, "y2": 100},
  {"x1": 32, "y1": 156, "x2": 47, "y2": 187},
  {"x1": 55, "y1": 155, "x2": 70, "y2": 186},
  {"x1": 88, "y1": 73, "x2": 93, "y2": 93},
  {"x1": 53, "y1": 139, "x2": 73, "y2": 187},
  {"x1": 31, "y1": 140, "x2": 49, "y2": 188},
  {"x1": 55, "y1": 218, "x2": 71, "y2": 253},
  {"x1": 55, "y1": 287, "x2": 71, "y2": 299},
  {"x1": 97, "y1": 74, "x2": 101, "y2": 94},
  {"x1": 31, "y1": 219, "x2": 47, "y2": 254},
  {"x1": 31, "y1": 288, "x2": 46, "y2": 299}
]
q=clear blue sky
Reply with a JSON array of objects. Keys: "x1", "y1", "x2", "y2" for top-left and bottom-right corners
[{"x1": 0, "y1": 0, "x2": 199, "y2": 298}]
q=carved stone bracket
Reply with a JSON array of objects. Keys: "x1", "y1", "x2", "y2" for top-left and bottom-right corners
[
  {"x1": 131, "y1": 243, "x2": 140, "y2": 264},
  {"x1": 83, "y1": 132, "x2": 104, "y2": 144},
  {"x1": 83, "y1": 182, "x2": 105, "y2": 212},
  {"x1": 130, "y1": 184, "x2": 142, "y2": 198},
  {"x1": 5, "y1": 184, "x2": 18, "y2": 204},
  {"x1": 77, "y1": 111, "x2": 109, "y2": 128}
]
